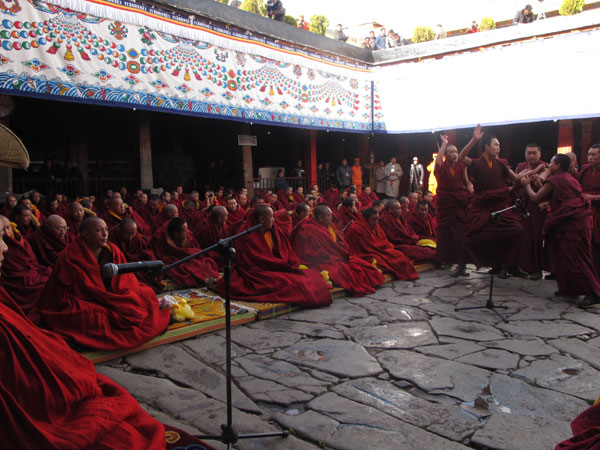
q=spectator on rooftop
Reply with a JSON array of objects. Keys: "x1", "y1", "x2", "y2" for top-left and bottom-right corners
[
  {"x1": 292, "y1": 160, "x2": 305, "y2": 178},
  {"x1": 467, "y1": 20, "x2": 479, "y2": 33},
  {"x1": 375, "y1": 28, "x2": 387, "y2": 50},
  {"x1": 362, "y1": 36, "x2": 376, "y2": 49},
  {"x1": 388, "y1": 31, "x2": 404, "y2": 48},
  {"x1": 334, "y1": 24, "x2": 348, "y2": 42},
  {"x1": 298, "y1": 15, "x2": 309, "y2": 30},
  {"x1": 266, "y1": 0, "x2": 285, "y2": 21},
  {"x1": 513, "y1": 4, "x2": 534, "y2": 24},
  {"x1": 434, "y1": 24, "x2": 447, "y2": 39}
]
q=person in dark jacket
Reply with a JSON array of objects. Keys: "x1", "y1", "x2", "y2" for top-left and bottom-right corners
[
  {"x1": 336, "y1": 159, "x2": 352, "y2": 190},
  {"x1": 513, "y1": 4, "x2": 534, "y2": 24},
  {"x1": 267, "y1": 0, "x2": 285, "y2": 21}
]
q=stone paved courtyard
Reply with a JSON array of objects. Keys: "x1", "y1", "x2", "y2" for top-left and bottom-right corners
[{"x1": 97, "y1": 269, "x2": 600, "y2": 449}]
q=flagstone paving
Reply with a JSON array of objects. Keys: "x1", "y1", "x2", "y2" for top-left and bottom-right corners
[{"x1": 97, "y1": 268, "x2": 600, "y2": 449}]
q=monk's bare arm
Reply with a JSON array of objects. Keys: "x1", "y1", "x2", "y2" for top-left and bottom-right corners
[
  {"x1": 508, "y1": 164, "x2": 545, "y2": 183},
  {"x1": 457, "y1": 125, "x2": 483, "y2": 167},
  {"x1": 435, "y1": 136, "x2": 447, "y2": 168},
  {"x1": 463, "y1": 167, "x2": 474, "y2": 193},
  {"x1": 521, "y1": 177, "x2": 553, "y2": 203}
]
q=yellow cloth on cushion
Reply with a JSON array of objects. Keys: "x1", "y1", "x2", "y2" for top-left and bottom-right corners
[{"x1": 417, "y1": 238, "x2": 436, "y2": 249}]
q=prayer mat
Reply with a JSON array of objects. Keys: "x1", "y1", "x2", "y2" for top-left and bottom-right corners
[{"x1": 165, "y1": 425, "x2": 217, "y2": 450}]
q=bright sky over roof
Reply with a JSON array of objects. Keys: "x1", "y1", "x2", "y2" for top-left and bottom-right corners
[{"x1": 284, "y1": 0, "x2": 561, "y2": 36}]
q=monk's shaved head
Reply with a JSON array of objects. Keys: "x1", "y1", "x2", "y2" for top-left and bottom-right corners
[
  {"x1": 119, "y1": 218, "x2": 137, "y2": 243},
  {"x1": 296, "y1": 203, "x2": 310, "y2": 215},
  {"x1": 80, "y1": 217, "x2": 109, "y2": 254},
  {"x1": 119, "y1": 217, "x2": 137, "y2": 232},
  {"x1": 0, "y1": 215, "x2": 11, "y2": 238},
  {"x1": 81, "y1": 217, "x2": 105, "y2": 234},
  {"x1": 362, "y1": 208, "x2": 378, "y2": 219},
  {"x1": 386, "y1": 199, "x2": 400, "y2": 211},
  {"x1": 313, "y1": 204, "x2": 330, "y2": 219},
  {"x1": 109, "y1": 196, "x2": 125, "y2": 214},
  {"x1": 253, "y1": 205, "x2": 272, "y2": 221},
  {"x1": 45, "y1": 215, "x2": 68, "y2": 241},
  {"x1": 164, "y1": 203, "x2": 178, "y2": 218}
]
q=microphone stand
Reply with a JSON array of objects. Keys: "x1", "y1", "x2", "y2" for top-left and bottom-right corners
[
  {"x1": 154, "y1": 223, "x2": 289, "y2": 449},
  {"x1": 455, "y1": 203, "x2": 526, "y2": 323}
]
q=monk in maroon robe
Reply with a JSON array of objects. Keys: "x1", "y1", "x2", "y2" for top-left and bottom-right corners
[
  {"x1": 0, "y1": 215, "x2": 51, "y2": 313},
  {"x1": 345, "y1": 208, "x2": 419, "y2": 281},
  {"x1": 225, "y1": 196, "x2": 245, "y2": 232},
  {"x1": 292, "y1": 202, "x2": 310, "y2": 229},
  {"x1": 358, "y1": 186, "x2": 378, "y2": 208},
  {"x1": 323, "y1": 185, "x2": 341, "y2": 209},
  {"x1": 103, "y1": 197, "x2": 152, "y2": 238},
  {"x1": 521, "y1": 154, "x2": 600, "y2": 307},
  {"x1": 579, "y1": 144, "x2": 600, "y2": 275},
  {"x1": 32, "y1": 217, "x2": 170, "y2": 350},
  {"x1": 512, "y1": 143, "x2": 549, "y2": 279},
  {"x1": 192, "y1": 206, "x2": 229, "y2": 267},
  {"x1": 29, "y1": 215, "x2": 72, "y2": 268},
  {"x1": 458, "y1": 125, "x2": 532, "y2": 278},
  {"x1": 434, "y1": 136, "x2": 472, "y2": 276},
  {"x1": 11, "y1": 204, "x2": 38, "y2": 241},
  {"x1": 151, "y1": 203, "x2": 179, "y2": 232},
  {"x1": 268, "y1": 192, "x2": 285, "y2": 212},
  {"x1": 2, "y1": 194, "x2": 16, "y2": 217},
  {"x1": 108, "y1": 218, "x2": 165, "y2": 291},
  {"x1": 292, "y1": 186, "x2": 305, "y2": 206},
  {"x1": 407, "y1": 201, "x2": 437, "y2": 241},
  {"x1": 336, "y1": 198, "x2": 359, "y2": 231},
  {"x1": 278, "y1": 187, "x2": 295, "y2": 210},
  {"x1": 379, "y1": 200, "x2": 437, "y2": 263},
  {"x1": 138, "y1": 194, "x2": 162, "y2": 232},
  {"x1": 292, "y1": 205, "x2": 385, "y2": 296},
  {"x1": 180, "y1": 199, "x2": 200, "y2": 225},
  {"x1": 151, "y1": 218, "x2": 219, "y2": 287},
  {"x1": 65, "y1": 201, "x2": 85, "y2": 239},
  {"x1": 216, "y1": 205, "x2": 332, "y2": 306}
]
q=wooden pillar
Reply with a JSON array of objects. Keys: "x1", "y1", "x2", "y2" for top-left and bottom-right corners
[
  {"x1": 305, "y1": 129, "x2": 317, "y2": 188},
  {"x1": 138, "y1": 113, "x2": 153, "y2": 190},
  {"x1": 358, "y1": 134, "x2": 369, "y2": 164},
  {"x1": 580, "y1": 119, "x2": 593, "y2": 165},
  {"x1": 241, "y1": 124, "x2": 254, "y2": 199},
  {"x1": 0, "y1": 118, "x2": 12, "y2": 194},
  {"x1": 557, "y1": 120, "x2": 574, "y2": 154}
]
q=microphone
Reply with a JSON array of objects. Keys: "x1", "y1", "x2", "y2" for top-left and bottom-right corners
[
  {"x1": 515, "y1": 198, "x2": 530, "y2": 218},
  {"x1": 102, "y1": 260, "x2": 164, "y2": 278}
]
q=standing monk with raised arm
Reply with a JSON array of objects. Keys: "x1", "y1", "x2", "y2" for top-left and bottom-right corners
[
  {"x1": 458, "y1": 125, "x2": 532, "y2": 279},
  {"x1": 578, "y1": 144, "x2": 600, "y2": 275}
]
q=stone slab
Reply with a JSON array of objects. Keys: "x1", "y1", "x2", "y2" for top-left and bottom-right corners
[
  {"x1": 237, "y1": 376, "x2": 314, "y2": 405},
  {"x1": 125, "y1": 345, "x2": 260, "y2": 413},
  {"x1": 344, "y1": 322, "x2": 438, "y2": 349},
  {"x1": 456, "y1": 349, "x2": 520, "y2": 370},
  {"x1": 420, "y1": 302, "x2": 504, "y2": 326},
  {"x1": 287, "y1": 300, "x2": 380, "y2": 327},
  {"x1": 361, "y1": 301, "x2": 429, "y2": 322},
  {"x1": 562, "y1": 310, "x2": 600, "y2": 332},
  {"x1": 230, "y1": 326, "x2": 303, "y2": 351},
  {"x1": 181, "y1": 334, "x2": 245, "y2": 366},
  {"x1": 483, "y1": 338, "x2": 557, "y2": 356},
  {"x1": 247, "y1": 318, "x2": 345, "y2": 339},
  {"x1": 332, "y1": 378, "x2": 481, "y2": 441},
  {"x1": 430, "y1": 316, "x2": 505, "y2": 341},
  {"x1": 470, "y1": 412, "x2": 572, "y2": 450},
  {"x1": 498, "y1": 320, "x2": 594, "y2": 339},
  {"x1": 416, "y1": 342, "x2": 486, "y2": 360},
  {"x1": 377, "y1": 350, "x2": 491, "y2": 401},
  {"x1": 506, "y1": 298, "x2": 570, "y2": 321},
  {"x1": 513, "y1": 354, "x2": 600, "y2": 401},
  {"x1": 548, "y1": 337, "x2": 600, "y2": 370},
  {"x1": 489, "y1": 373, "x2": 590, "y2": 422},
  {"x1": 272, "y1": 338, "x2": 382, "y2": 378}
]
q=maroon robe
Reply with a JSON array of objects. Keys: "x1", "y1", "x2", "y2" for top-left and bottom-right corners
[
  {"x1": 434, "y1": 161, "x2": 470, "y2": 265},
  {"x1": 323, "y1": 188, "x2": 341, "y2": 209},
  {"x1": 277, "y1": 191, "x2": 294, "y2": 210},
  {"x1": 29, "y1": 225, "x2": 72, "y2": 268},
  {"x1": 579, "y1": 163, "x2": 600, "y2": 273},
  {"x1": 556, "y1": 402, "x2": 600, "y2": 450},
  {"x1": 14, "y1": 222, "x2": 37, "y2": 241},
  {"x1": 345, "y1": 214, "x2": 419, "y2": 281},
  {"x1": 225, "y1": 206, "x2": 246, "y2": 232},
  {"x1": 108, "y1": 228, "x2": 165, "y2": 291},
  {"x1": 358, "y1": 190, "x2": 378, "y2": 208},
  {"x1": 0, "y1": 287, "x2": 167, "y2": 450},
  {"x1": 65, "y1": 215, "x2": 83, "y2": 240},
  {"x1": 543, "y1": 172, "x2": 600, "y2": 297},
  {"x1": 292, "y1": 216, "x2": 385, "y2": 296},
  {"x1": 103, "y1": 208, "x2": 152, "y2": 238},
  {"x1": 274, "y1": 209, "x2": 293, "y2": 238},
  {"x1": 514, "y1": 160, "x2": 548, "y2": 274},
  {"x1": 292, "y1": 192, "x2": 304, "y2": 207},
  {"x1": 336, "y1": 206, "x2": 358, "y2": 231},
  {"x1": 215, "y1": 214, "x2": 332, "y2": 306},
  {"x1": 0, "y1": 232, "x2": 51, "y2": 313},
  {"x1": 138, "y1": 204, "x2": 161, "y2": 232},
  {"x1": 407, "y1": 211, "x2": 437, "y2": 241},
  {"x1": 269, "y1": 200, "x2": 285, "y2": 212},
  {"x1": 379, "y1": 210, "x2": 437, "y2": 263},
  {"x1": 464, "y1": 157, "x2": 523, "y2": 268},
  {"x1": 33, "y1": 236, "x2": 171, "y2": 350},
  {"x1": 150, "y1": 223, "x2": 219, "y2": 287}
]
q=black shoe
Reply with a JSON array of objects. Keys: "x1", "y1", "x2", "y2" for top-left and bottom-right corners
[
  {"x1": 450, "y1": 265, "x2": 469, "y2": 278},
  {"x1": 530, "y1": 272, "x2": 542, "y2": 281},
  {"x1": 577, "y1": 294, "x2": 600, "y2": 308},
  {"x1": 544, "y1": 273, "x2": 556, "y2": 280},
  {"x1": 508, "y1": 266, "x2": 529, "y2": 278},
  {"x1": 497, "y1": 268, "x2": 508, "y2": 279}
]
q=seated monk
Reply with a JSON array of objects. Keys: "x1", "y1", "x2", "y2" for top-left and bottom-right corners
[
  {"x1": 379, "y1": 200, "x2": 437, "y2": 263},
  {"x1": 108, "y1": 218, "x2": 165, "y2": 291},
  {"x1": 193, "y1": 205, "x2": 230, "y2": 255},
  {"x1": 66, "y1": 201, "x2": 86, "y2": 239},
  {"x1": 424, "y1": 191, "x2": 437, "y2": 217},
  {"x1": 358, "y1": 186, "x2": 379, "y2": 208},
  {"x1": 407, "y1": 201, "x2": 437, "y2": 242},
  {"x1": 150, "y1": 217, "x2": 219, "y2": 287},
  {"x1": 292, "y1": 204, "x2": 385, "y2": 296},
  {"x1": 103, "y1": 196, "x2": 152, "y2": 237},
  {"x1": 372, "y1": 199, "x2": 386, "y2": 213},
  {"x1": 323, "y1": 185, "x2": 341, "y2": 209},
  {"x1": 80, "y1": 198, "x2": 99, "y2": 217},
  {"x1": 268, "y1": 192, "x2": 284, "y2": 212},
  {"x1": 292, "y1": 202, "x2": 310, "y2": 229},
  {"x1": 33, "y1": 217, "x2": 171, "y2": 351},
  {"x1": 399, "y1": 196, "x2": 411, "y2": 217},
  {"x1": 0, "y1": 226, "x2": 170, "y2": 450},
  {"x1": 2, "y1": 193, "x2": 16, "y2": 217},
  {"x1": 279, "y1": 186, "x2": 295, "y2": 210},
  {"x1": 19, "y1": 197, "x2": 45, "y2": 226},
  {"x1": 346, "y1": 208, "x2": 419, "y2": 281},
  {"x1": 226, "y1": 196, "x2": 246, "y2": 232},
  {"x1": 336, "y1": 198, "x2": 359, "y2": 231},
  {"x1": 292, "y1": 186, "x2": 305, "y2": 206},
  {"x1": 216, "y1": 205, "x2": 332, "y2": 306},
  {"x1": 238, "y1": 193, "x2": 251, "y2": 212},
  {"x1": 180, "y1": 198, "x2": 200, "y2": 226},
  {"x1": 0, "y1": 215, "x2": 51, "y2": 313},
  {"x1": 138, "y1": 194, "x2": 161, "y2": 232},
  {"x1": 11, "y1": 204, "x2": 38, "y2": 241},
  {"x1": 152, "y1": 203, "x2": 179, "y2": 232},
  {"x1": 29, "y1": 215, "x2": 72, "y2": 268}
]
